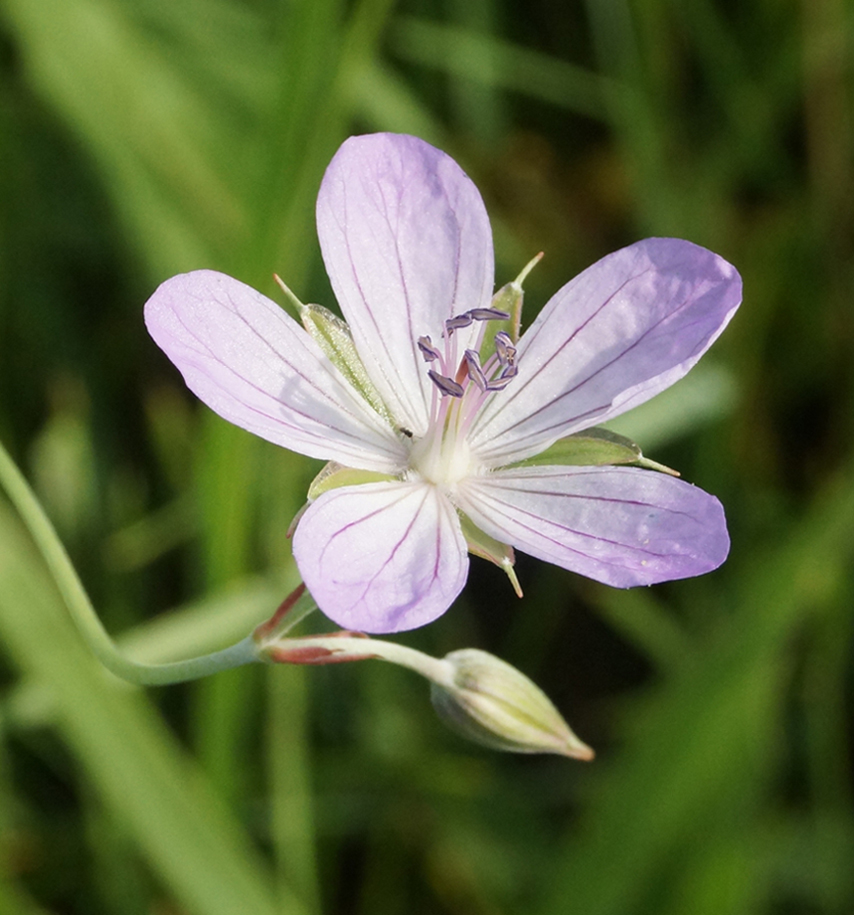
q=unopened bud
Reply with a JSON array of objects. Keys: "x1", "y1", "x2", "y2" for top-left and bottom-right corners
[{"x1": 430, "y1": 649, "x2": 594, "y2": 759}]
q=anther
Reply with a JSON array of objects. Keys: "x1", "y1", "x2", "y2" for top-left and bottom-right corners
[
  {"x1": 485, "y1": 364, "x2": 518, "y2": 392},
  {"x1": 445, "y1": 313, "x2": 473, "y2": 333},
  {"x1": 485, "y1": 376, "x2": 514, "y2": 392},
  {"x1": 463, "y1": 350, "x2": 489, "y2": 392},
  {"x1": 428, "y1": 370, "x2": 465, "y2": 398},
  {"x1": 469, "y1": 307, "x2": 511, "y2": 321},
  {"x1": 417, "y1": 335, "x2": 441, "y2": 362},
  {"x1": 494, "y1": 332, "x2": 516, "y2": 366}
]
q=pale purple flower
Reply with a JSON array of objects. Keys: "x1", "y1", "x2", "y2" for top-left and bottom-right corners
[{"x1": 144, "y1": 133, "x2": 741, "y2": 634}]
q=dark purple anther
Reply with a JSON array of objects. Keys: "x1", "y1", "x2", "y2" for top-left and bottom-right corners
[
  {"x1": 494, "y1": 332, "x2": 516, "y2": 366},
  {"x1": 428, "y1": 369, "x2": 464, "y2": 397},
  {"x1": 485, "y1": 376, "x2": 514, "y2": 392},
  {"x1": 463, "y1": 350, "x2": 489, "y2": 392},
  {"x1": 484, "y1": 363, "x2": 518, "y2": 392},
  {"x1": 417, "y1": 335, "x2": 441, "y2": 362},
  {"x1": 469, "y1": 307, "x2": 511, "y2": 321},
  {"x1": 445, "y1": 313, "x2": 474, "y2": 333}
]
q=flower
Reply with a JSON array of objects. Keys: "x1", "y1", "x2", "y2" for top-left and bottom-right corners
[{"x1": 144, "y1": 133, "x2": 741, "y2": 634}]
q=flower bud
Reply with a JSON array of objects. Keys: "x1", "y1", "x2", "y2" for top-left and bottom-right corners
[{"x1": 430, "y1": 649, "x2": 594, "y2": 759}]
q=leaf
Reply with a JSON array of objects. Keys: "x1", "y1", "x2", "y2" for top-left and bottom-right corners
[{"x1": 0, "y1": 501, "x2": 303, "y2": 915}]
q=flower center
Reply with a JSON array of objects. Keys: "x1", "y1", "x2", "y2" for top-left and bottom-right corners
[{"x1": 408, "y1": 308, "x2": 518, "y2": 487}]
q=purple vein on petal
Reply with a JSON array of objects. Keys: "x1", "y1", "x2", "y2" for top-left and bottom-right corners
[
  {"x1": 471, "y1": 270, "x2": 645, "y2": 436},
  {"x1": 470, "y1": 240, "x2": 740, "y2": 464},
  {"x1": 462, "y1": 480, "x2": 680, "y2": 563},
  {"x1": 302, "y1": 484, "x2": 419, "y2": 603},
  {"x1": 326, "y1": 155, "x2": 431, "y2": 428},
  {"x1": 480, "y1": 280, "x2": 686, "y2": 445},
  {"x1": 293, "y1": 481, "x2": 468, "y2": 632},
  {"x1": 171, "y1": 284, "x2": 396, "y2": 455},
  {"x1": 455, "y1": 465, "x2": 729, "y2": 586}
]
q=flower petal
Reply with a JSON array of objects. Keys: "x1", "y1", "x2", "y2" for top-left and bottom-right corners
[
  {"x1": 292, "y1": 481, "x2": 469, "y2": 633},
  {"x1": 469, "y1": 238, "x2": 741, "y2": 466},
  {"x1": 456, "y1": 465, "x2": 729, "y2": 587},
  {"x1": 145, "y1": 270, "x2": 405, "y2": 472},
  {"x1": 316, "y1": 133, "x2": 495, "y2": 436}
]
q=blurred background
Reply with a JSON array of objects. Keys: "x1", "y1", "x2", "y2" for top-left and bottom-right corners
[{"x1": 1, "y1": 0, "x2": 853, "y2": 912}]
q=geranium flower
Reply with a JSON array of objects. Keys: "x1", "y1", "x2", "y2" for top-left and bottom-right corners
[{"x1": 145, "y1": 133, "x2": 741, "y2": 633}]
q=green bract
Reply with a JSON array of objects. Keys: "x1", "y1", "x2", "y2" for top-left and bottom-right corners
[
  {"x1": 278, "y1": 278, "x2": 395, "y2": 426},
  {"x1": 510, "y1": 427, "x2": 679, "y2": 475},
  {"x1": 307, "y1": 462, "x2": 394, "y2": 501}
]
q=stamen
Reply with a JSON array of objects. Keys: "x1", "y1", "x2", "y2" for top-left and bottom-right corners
[
  {"x1": 494, "y1": 332, "x2": 516, "y2": 366},
  {"x1": 463, "y1": 350, "x2": 489, "y2": 392},
  {"x1": 445, "y1": 313, "x2": 473, "y2": 333},
  {"x1": 417, "y1": 335, "x2": 441, "y2": 362},
  {"x1": 418, "y1": 300, "x2": 524, "y2": 452},
  {"x1": 428, "y1": 370, "x2": 465, "y2": 398},
  {"x1": 485, "y1": 364, "x2": 517, "y2": 392},
  {"x1": 469, "y1": 307, "x2": 511, "y2": 321}
]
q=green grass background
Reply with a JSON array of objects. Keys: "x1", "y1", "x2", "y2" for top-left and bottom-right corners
[{"x1": 1, "y1": 0, "x2": 852, "y2": 912}]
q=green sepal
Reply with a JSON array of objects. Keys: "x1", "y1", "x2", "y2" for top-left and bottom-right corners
[
  {"x1": 479, "y1": 252, "x2": 543, "y2": 363},
  {"x1": 488, "y1": 282, "x2": 524, "y2": 343},
  {"x1": 458, "y1": 512, "x2": 523, "y2": 597},
  {"x1": 287, "y1": 461, "x2": 397, "y2": 538},
  {"x1": 510, "y1": 427, "x2": 680, "y2": 476},
  {"x1": 300, "y1": 302, "x2": 395, "y2": 424},
  {"x1": 307, "y1": 461, "x2": 396, "y2": 500},
  {"x1": 276, "y1": 277, "x2": 394, "y2": 425}
]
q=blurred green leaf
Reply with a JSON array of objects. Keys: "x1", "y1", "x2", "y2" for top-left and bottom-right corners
[
  {"x1": 534, "y1": 466, "x2": 854, "y2": 915},
  {"x1": 390, "y1": 16, "x2": 614, "y2": 122},
  {"x1": 2, "y1": 0, "x2": 251, "y2": 273},
  {"x1": 0, "y1": 500, "x2": 304, "y2": 915},
  {"x1": 606, "y1": 362, "x2": 739, "y2": 450}
]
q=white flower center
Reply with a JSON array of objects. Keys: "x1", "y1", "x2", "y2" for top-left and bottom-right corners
[{"x1": 409, "y1": 430, "x2": 474, "y2": 487}]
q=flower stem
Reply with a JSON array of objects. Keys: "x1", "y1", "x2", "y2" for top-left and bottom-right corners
[
  {"x1": 0, "y1": 438, "x2": 261, "y2": 686},
  {"x1": 258, "y1": 632, "x2": 455, "y2": 686},
  {"x1": 253, "y1": 583, "x2": 318, "y2": 642}
]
